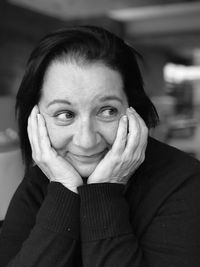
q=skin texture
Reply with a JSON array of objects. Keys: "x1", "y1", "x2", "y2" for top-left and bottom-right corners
[{"x1": 27, "y1": 61, "x2": 148, "y2": 193}]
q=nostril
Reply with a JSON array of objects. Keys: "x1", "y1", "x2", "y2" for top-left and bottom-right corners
[{"x1": 73, "y1": 129, "x2": 98, "y2": 148}]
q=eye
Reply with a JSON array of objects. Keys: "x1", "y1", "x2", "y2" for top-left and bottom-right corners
[
  {"x1": 98, "y1": 107, "x2": 118, "y2": 119},
  {"x1": 55, "y1": 110, "x2": 75, "y2": 122}
]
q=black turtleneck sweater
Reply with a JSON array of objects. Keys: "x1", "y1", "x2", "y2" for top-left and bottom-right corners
[{"x1": 0, "y1": 137, "x2": 200, "y2": 267}]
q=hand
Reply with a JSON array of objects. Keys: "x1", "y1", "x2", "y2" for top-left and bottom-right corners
[
  {"x1": 87, "y1": 107, "x2": 148, "y2": 185},
  {"x1": 27, "y1": 105, "x2": 83, "y2": 193}
]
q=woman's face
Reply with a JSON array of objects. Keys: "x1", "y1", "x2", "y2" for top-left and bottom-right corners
[{"x1": 38, "y1": 60, "x2": 128, "y2": 177}]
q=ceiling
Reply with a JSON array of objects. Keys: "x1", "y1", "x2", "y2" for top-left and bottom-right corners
[
  {"x1": 6, "y1": 0, "x2": 200, "y2": 61},
  {"x1": 8, "y1": 0, "x2": 196, "y2": 19}
]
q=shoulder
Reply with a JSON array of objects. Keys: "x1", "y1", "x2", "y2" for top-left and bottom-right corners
[
  {"x1": 6, "y1": 166, "x2": 49, "y2": 219},
  {"x1": 127, "y1": 137, "x2": 200, "y2": 235},
  {"x1": 0, "y1": 167, "x2": 49, "y2": 263},
  {"x1": 24, "y1": 165, "x2": 49, "y2": 190},
  {"x1": 145, "y1": 136, "x2": 200, "y2": 176},
  {"x1": 131, "y1": 137, "x2": 200, "y2": 205},
  {"x1": 145, "y1": 137, "x2": 200, "y2": 213},
  {"x1": 1, "y1": 166, "x2": 48, "y2": 241}
]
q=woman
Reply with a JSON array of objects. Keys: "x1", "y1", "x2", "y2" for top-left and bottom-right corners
[{"x1": 0, "y1": 25, "x2": 200, "y2": 267}]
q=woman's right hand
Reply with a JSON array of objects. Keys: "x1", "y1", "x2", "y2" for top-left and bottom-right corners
[{"x1": 27, "y1": 105, "x2": 83, "y2": 193}]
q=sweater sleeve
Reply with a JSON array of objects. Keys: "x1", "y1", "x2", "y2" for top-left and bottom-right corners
[
  {"x1": 78, "y1": 172, "x2": 200, "y2": 267},
  {"x1": 0, "y1": 179, "x2": 80, "y2": 267},
  {"x1": 78, "y1": 183, "x2": 147, "y2": 267}
]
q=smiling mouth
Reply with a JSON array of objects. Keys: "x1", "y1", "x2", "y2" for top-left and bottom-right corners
[{"x1": 68, "y1": 150, "x2": 107, "y2": 163}]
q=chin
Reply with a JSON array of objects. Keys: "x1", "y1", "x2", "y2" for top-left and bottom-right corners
[
  {"x1": 65, "y1": 149, "x2": 108, "y2": 178},
  {"x1": 74, "y1": 162, "x2": 98, "y2": 178},
  {"x1": 66, "y1": 156, "x2": 100, "y2": 178}
]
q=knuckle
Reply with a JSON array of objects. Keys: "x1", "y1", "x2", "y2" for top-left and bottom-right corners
[
  {"x1": 34, "y1": 154, "x2": 41, "y2": 163},
  {"x1": 112, "y1": 156, "x2": 120, "y2": 165},
  {"x1": 137, "y1": 152, "x2": 145, "y2": 164},
  {"x1": 42, "y1": 153, "x2": 50, "y2": 163},
  {"x1": 133, "y1": 153, "x2": 141, "y2": 163},
  {"x1": 39, "y1": 155, "x2": 46, "y2": 164},
  {"x1": 31, "y1": 153, "x2": 36, "y2": 162},
  {"x1": 34, "y1": 152, "x2": 49, "y2": 164}
]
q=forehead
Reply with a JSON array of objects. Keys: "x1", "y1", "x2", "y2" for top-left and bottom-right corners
[{"x1": 41, "y1": 60, "x2": 126, "y2": 105}]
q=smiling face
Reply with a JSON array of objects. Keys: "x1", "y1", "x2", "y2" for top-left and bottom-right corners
[{"x1": 38, "y1": 60, "x2": 128, "y2": 177}]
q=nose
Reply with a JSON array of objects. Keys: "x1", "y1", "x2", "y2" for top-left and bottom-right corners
[{"x1": 72, "y1": 117, "x2": 100, "y2": 149}]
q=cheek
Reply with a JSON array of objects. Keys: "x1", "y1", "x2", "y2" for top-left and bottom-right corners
[
  {"x1": 99, "y1": 121, "x2": 119, "y2": 145},
  {"x1": 45, "y1": 118, "x2": 70, "y2": 151},
  {"x1": 101, "y1": 106, "x2": 127, "y2": 145}
]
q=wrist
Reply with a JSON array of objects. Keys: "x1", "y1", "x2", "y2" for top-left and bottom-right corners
[{"x1": 62, "y1": 181, "x2": 83, "y2": 194}]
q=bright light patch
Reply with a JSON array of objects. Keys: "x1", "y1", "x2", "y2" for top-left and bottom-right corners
[{"x1": 164, "y1": 63, "x2": 200, "y2": 83}]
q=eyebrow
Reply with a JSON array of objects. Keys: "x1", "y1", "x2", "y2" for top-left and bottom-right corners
[
  {"x1": 47, "y1": 99, "x2": 71, "y2": 107},
  {"x1": 99, "y1": 96, "x2": 123, "y2": 103},
  {"x1": 46, "y1": 95, "x2": 123, "y2": 108}
]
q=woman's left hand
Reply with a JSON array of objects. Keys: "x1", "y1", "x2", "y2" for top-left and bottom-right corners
[{"x1": 87, "y1": 107, "x2": 148, "y2": 185}]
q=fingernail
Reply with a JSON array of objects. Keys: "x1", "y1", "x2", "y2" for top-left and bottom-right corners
[
  {"x1": 130, "y1": 107, "x2": 135, "y2": 112},
  {"x1": 126, "y1": 107, "x2": 132, "y2": 114}
]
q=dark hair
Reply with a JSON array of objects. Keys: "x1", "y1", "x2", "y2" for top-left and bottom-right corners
[{"x1": 16, "y1": 25, "x2": 159, "y2": 171}]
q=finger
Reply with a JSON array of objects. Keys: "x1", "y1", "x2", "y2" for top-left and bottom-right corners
[
  {"x1": 124, "y1": 107, "x2": 141, "y2": 155},
  {"x1": 28, "y1": 106, "x2": 40, "y2": 157},
  {"x1": 128, "y1": 107, "x2": 148, "y2": 162},
  {"x1": 27, "y1": 117, "x2": 35, "y2": 154},
  {"x1": 111, "y1": 115, "x2": 128, "y2": 154},
  {"x1": 130, "y1": 108, "x2": 148, "y2": 150},
  {"x1": 37, "y1": 113, "x2": 52, "y2": 156},
  {"x1": 27, "y1": 116, "x2": 33, "y2": 145}
]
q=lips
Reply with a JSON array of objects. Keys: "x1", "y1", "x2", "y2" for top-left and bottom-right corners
[{"x1": 68, "y1": 150, "x2": 107, "y2": 163}]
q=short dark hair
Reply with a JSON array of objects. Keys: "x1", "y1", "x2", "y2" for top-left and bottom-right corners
[{"x1": 16, "y1": 25, "x2": 159, "y2": 171}]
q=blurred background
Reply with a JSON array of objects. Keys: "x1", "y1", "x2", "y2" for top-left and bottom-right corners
[{"x1": 0, "y1": 0, "x2": 200, "y2": 222}]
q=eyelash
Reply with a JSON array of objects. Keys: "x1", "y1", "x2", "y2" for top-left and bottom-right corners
[
  {"x1": 54, "y1": 106, "x2": 119, "y2": 124},
  {"x1": 55, "y1": 110, "x2": 74, "y2": 122},
  {"x1": 98, "y1": 107, "x2": 118, "y2": 119}
]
